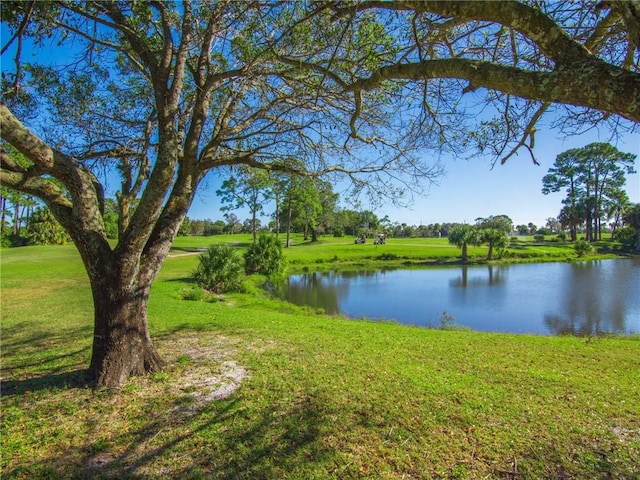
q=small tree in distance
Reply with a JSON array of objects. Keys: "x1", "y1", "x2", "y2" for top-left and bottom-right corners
[
  {"x1": 480, "y1": 229, "x2": 510, "y2": 261},
  {"x1": 622, "y1": 204, "x2": 640, "y2": 252},
  {"x1": 574, "y1": 240, "x2": 594, "y2": 258},
  {"x1": 448, "y1": 225, "x2": 482, "y2": 262},
  {"x1": 25, "y1": 207, "x2": 67, "y2": 245},
  {"x1": 542, "y1": 143, "x2": 636, "y2": 242},
  {"x1": 217, "y1": 167, "x2": 273, "y2": 245},
  {"x1": 475, "y1": 215, "x2": 512, "y2": 260}
]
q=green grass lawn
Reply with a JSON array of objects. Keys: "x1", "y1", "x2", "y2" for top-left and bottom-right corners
[{"x1": 1, "y1": 241, "x2": 639, "y2": 479}]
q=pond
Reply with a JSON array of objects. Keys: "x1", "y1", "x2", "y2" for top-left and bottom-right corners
[{"x1": 272, "y1": 258, "x2": 640, "y2": 336}]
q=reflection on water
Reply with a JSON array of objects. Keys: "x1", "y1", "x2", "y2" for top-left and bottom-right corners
[
  {"x1": 543, "y1": 260, "x2": 634, "y2": 336},
  {"x1": 450, "y1": 265, "x2": 507, "y2": 287},
  {"x1": 273, "y1": 259, "x2": 640, "y2": 336}
]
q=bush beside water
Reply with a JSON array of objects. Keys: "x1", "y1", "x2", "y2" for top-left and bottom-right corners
[{"x1": 244, "y1": 234, "x2": 286, "y2": 275}]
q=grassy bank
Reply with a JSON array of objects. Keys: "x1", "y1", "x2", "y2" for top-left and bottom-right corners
[
  {"x1": 172, "y1": 233, "x2": 625, "y2": 272},
  {"x1": 1, "y1": 241, "x2": 639, "y2": 479}
]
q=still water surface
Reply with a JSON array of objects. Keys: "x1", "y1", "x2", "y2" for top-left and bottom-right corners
[{"x1": 275, "y1": 259, "x2": 640, "y2": 335}]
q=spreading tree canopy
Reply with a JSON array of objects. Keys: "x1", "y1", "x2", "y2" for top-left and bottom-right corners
[
  {"x1": 1, "y1": 1, "x2": 638, "y2": 388},
  {"x1": 327, "y1": 0, "x2": 639, "y2": 164}
]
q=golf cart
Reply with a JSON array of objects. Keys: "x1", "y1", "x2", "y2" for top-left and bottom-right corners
[{"x1": 374, "y1": 233, "x2": 386, "y2": 245}]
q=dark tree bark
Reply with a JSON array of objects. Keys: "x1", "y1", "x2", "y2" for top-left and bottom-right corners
[{"x1": 89, "y1": 276, "x2": 165, "y2": 387}]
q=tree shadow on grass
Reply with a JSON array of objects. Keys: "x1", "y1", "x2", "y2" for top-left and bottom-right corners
[
  {"x1": 1, "y1": 321, "x2": 92, "y2": 351},
  {"x1": 1, "y1": 321, "x2": 92, "y2": 385},
  {"x1": 1, "y1": 317, "x2": 83, "y2": 339},
  {"x1": 163, "y1": 276, "x2": 198, "y2": 284},
  {"x1": 2, "y1": 325, "x2": 334, "y2": 479},
  {"x1": 1, "y1": 368, "x2": 91, "y2": 396},
  {"x1": 289, "y1": 241, "x2": 314, "y2": 247},
  {"x1": 1, "y1": 345, "x2": 90, "y2": 376},
  {"x1": 6, "y1": 389, "x2": 333, "y2": 479}
]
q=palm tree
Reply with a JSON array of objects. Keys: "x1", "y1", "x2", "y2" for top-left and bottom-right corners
[
  {"x1": 480, "y1": 228, "x2": 510, "y2": 260},
  {"x1": 448, "y1": 225, "x2": 481, "y2": 262}
]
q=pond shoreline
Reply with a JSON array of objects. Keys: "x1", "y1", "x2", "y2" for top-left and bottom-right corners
[{"x1": 287, "y1": 249, "x2": 635, "y2": 274}]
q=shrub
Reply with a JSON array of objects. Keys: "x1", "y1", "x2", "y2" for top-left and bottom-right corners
[
  {"x1": 533, "y1": 234, "x2": 545, "y2": 242},
  {"x1": 1, "y1": 232, "x2": 27, "y2": 247},
  {"x1": 244, "y1": 234, "x2": 286, "y2": 275},
  {"x1": 181, "y1": 285, "x2": 205, "y2": 301},
  {"x1": 574, "y1": 239, "x2": 594, "y2": 257},
  {"x1": 193, "y1": 244, "x2": 244, "y2": 293},
  {"x1": 613, "y1": 226, "x2": 638, "y2": 251},
  {"x1": 26, "y1": 208, "x2": 68, "y2": 245}
]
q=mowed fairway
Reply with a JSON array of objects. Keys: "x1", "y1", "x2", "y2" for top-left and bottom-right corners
[{"x1": 1, "y1": 239, "x2": 639, "y2": 479}]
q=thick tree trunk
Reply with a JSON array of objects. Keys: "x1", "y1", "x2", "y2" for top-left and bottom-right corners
[
  {"x1": 570, "y1": 225, "x2": 577, "y2": 242},
  {"x1": 89, "y1": 278, "x2": 165, "y2": 389}
]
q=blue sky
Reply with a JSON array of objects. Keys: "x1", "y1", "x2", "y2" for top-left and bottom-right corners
[{"x1": 188, "y1": 126, "x2": 639, "y2": 228}]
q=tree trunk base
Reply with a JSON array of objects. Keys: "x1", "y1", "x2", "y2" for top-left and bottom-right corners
[{"x1": 92, "y1": 335, "x2": 166, "y2": 390}]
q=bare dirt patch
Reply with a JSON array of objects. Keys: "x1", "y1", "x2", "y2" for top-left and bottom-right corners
[
  {"x1": 612, "y1": 426, "x2": 640, "y2": 443},
  {"x1": 156, "y1": 333, "x2": 251, "y2": 408}
]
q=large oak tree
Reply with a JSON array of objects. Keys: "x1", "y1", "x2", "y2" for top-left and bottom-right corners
[
  {"x1": 1, "y1": 1, "x2": 638, "y2": 389},
  {"x1": 0, "y1": 1, "x2": 432, "y2": 388}
]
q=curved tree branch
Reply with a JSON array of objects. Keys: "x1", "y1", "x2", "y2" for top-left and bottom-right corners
[
  {"x1": 1, "y1": 104, "x2": 55, "y2": 169},
  {"x1": 1, "y1": 105, "x2": 108, "y2": 235},
  {"x1": 0, "y1": 167, "x2": 72, "y2": 211},
  {"x1": 334, "y1": 0, "x2": 639, "y2": 127},
  {"x1": 347, "y1": 58, "x2": 640, "y2": 122},
  {"x1": 333, "y1": 0, "x2": 590, "y2": 62}
]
